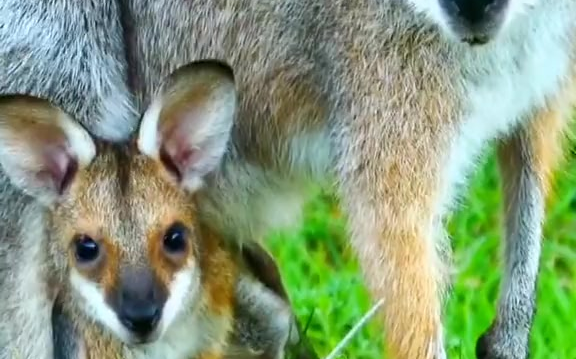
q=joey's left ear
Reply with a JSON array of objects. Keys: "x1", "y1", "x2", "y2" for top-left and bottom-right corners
[{"x1": 137, "y1": 60, "x2": 237, "y2": 191}]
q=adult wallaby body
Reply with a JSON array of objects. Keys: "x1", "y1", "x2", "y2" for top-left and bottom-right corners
[{"x1": 1, "y1": 1, "x2": 575, "y2": 358}]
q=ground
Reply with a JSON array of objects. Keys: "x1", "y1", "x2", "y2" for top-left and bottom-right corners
[{"x1": 266, "y1": 148, "x2": 576, "y2": 359}]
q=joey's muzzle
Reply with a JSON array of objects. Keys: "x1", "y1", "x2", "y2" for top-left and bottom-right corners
[{"x1": 111, "y1": 267, "x2": 168, "y2": 342}]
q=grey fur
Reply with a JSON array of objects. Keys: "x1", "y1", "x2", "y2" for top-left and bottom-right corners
[
  {"x1": 0, "y1": 1, "x2": 135, "y2": 141},
  {"x1": 226, "y1": 242, "x2": 318, "y2": 359},
  {"x1": 0, "y1": 1, "x2": 574, "y2": 358},
  {"x1": 52, "y1": 297, "x2": 82, "y2": 359},
  {"x1": 0, "y1": 197, "x2": 56, "y2": 359},
  {"x1": 476, "y1": 128, "x2": 546, "y2": 359},
  {"x1": 121, "y1": 1, "x2": 575, "y2": 357},
  {"x1": 0, "y1": 3, "x2": 132, "y2": 357}
]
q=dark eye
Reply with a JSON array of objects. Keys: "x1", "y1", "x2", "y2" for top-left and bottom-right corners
[
  {"x1": 163, "y1": 223, "x2": 188, "y2": 254},
  {"x1": 75, "y1": 235, "x2": 100, "y2": 263}
]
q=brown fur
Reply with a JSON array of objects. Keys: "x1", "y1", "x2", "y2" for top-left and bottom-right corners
[
  {"x1": 498, "y1": 56, "x2": 576, "y2": 199},
  {"x1": 201, "y1": 230, "x2": 236, "y2": 315},
  {"x1": 124, "y1": 3, "x2": 460, "y2": 357},
  {"x1": 51, "y1": 143, "x2": 236, "y2": 359},
  {"x1": 1, "y1": 2, "x2": 575, "y2": 355},
  {"x1": 116, "y1": 2, "x2": 576, "y2": 358}
]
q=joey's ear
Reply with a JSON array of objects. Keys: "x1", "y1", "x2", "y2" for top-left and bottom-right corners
[
  {"x1": 0, "y1": 95, "x2": 95, "y2": 204},
  {"x1": 137, "y1": 60, "x2": 236, "y2": 191}
]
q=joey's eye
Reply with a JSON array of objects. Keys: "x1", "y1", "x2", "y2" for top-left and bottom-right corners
[
  {"x1": 74, "y1": 235, "x2": 100, "y2": 263},
  {"x1": 163, "y1": 223, "x2": 188, "y2": 254}
]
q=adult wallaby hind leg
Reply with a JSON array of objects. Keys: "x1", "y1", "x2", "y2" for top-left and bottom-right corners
[{"x1": 477, "y1": 78, "x2": 576, "y2": 359}]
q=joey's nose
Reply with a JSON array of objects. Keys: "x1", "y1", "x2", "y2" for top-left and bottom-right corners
[
  {"x1": 114, "y1": 268, "x2": 166, "y2": 338},
  {"x1": 441, "y1": 0, "x2": 507, "y2": 26},
  {"x1": 119, "y1": 302, "x2": 161, "y2": 336}
]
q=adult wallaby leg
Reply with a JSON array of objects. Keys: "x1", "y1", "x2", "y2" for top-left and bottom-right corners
[{"x1": 477, "y1": 81, "x2": 575, "y2": 359}]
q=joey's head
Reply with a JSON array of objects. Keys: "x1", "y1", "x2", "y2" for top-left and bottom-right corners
[
  {"x1": 0, "y1": 60, "x2": 236, "y2": 345},
  {"x1": 406, "y1": 0, "x2": 539, "y2": 44}
]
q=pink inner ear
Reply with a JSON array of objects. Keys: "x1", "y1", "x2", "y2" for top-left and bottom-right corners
[
  {"x1": 160, "y1": 120, "x2": 199, "y2": 182},
  {"x1": 39, "y1": 144, "x2": 77, "y2": 194}
]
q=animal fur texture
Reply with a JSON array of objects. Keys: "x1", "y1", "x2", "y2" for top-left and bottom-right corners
[
  {"x1": 1, "y1": 1, "x2": 575, "y2": 358},
  {"x1": 0, "y1": 62, "x2": 314, "y2": 359}
]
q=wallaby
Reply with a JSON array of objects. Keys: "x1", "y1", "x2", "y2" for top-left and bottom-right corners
[
  {"x1": 0, "y1": 61, "x2": 315, "y2": 359},
  {"x1": 2, "y1": 1, "x2": 576, "y2": 359}
]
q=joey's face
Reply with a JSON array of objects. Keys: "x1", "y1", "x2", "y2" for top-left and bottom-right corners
[
  {"x1": 406, "y1": 0, "x2": 540, "y2": 44},
  {"x1": 0, "y1": 60, "x2": 236, "y2": 346},
  {"x1": 50, "y1": 146, "x2": 203, "y2": 345}
]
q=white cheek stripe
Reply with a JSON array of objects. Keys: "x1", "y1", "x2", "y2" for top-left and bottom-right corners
[
  {"x1": 70, "y1": 270, "x2": 132, "y2": 342},
  {"x1": 70, "y1": 265, "x2": 201, "y2": 345},
  {"x1": 159, "y1": 267, "x2": 200, "y2": 335}
]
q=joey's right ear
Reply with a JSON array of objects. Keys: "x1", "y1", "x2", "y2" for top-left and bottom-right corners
[
  {"x1": 0, "y1": 95, "x2": 95, "y2": 205},
  {"x1": 137, "y1": 60, "x2": 237, "y2": 191}
]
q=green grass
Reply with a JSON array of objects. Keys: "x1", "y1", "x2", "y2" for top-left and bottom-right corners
[{"x1": 265, "y1": 148, "x2": 576, "y2": 359}]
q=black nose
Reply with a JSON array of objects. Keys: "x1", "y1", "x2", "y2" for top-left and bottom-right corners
[
  {"x1": 119, "y1": 302, "x2": 161, "y2": 336},
  {"x1": 441, "y1": 0, "x2": 507, "y2": 26},
  {"x1": 114, "y1": 267, "x2": 166, "y2": 337}
]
